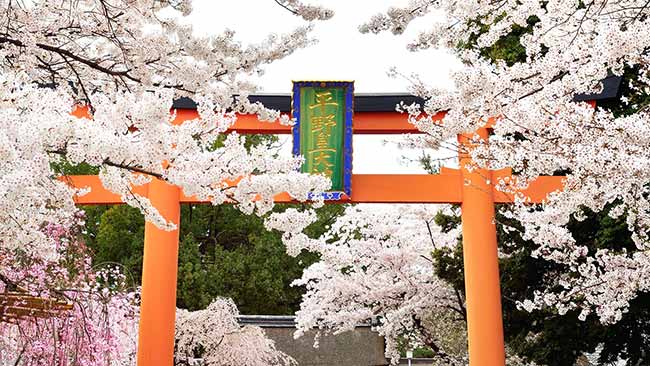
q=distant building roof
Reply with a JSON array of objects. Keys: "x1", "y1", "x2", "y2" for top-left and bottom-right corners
[
  {"x1": 237, "y1": 315, "x2": 297, "y2": 328},
  {"x1": 237, "y1": 315, "x2": 375, "y2": 328},
  {"x1": 240, "y1": 315, "x2": 386, "y2": 366}
]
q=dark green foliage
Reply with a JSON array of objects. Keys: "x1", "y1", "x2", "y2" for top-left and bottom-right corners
[
  {"x1": 479, "y1": 21, "x2": 534, "y2": 66},
  {"x1": 431, "y1": 246, "x2": 464, "y2": 293},
  {"x1": 432, "y1": 204, "x2": 650, "y2": 365},
  {"x1": 566, "y1": 205, "x2": 637, "y2": 254},
  {"x1": 596, "y1": 293, "x2": 650, "y2": 365},
  {"x1": 171, "y1": 203, "x2": 340, "y2": 313},
  {"x1": 458, "y1": 15, "x2": 538, "y2": 66},
  {"x1": 83, "y1": 202, "x2": 343, "y2": 314},
  {"x1": 51, "y1": 160, "x2": 100, "y2": 176},
  {"x1": 91, "y1": 205, "x2": 145, "y2": 283},
  {"x1": 53, "y1": 132, "x2": 342, "y2": 314},
  {"x1": 417, "y1": 151, "x2": 442, "y2": 175}
]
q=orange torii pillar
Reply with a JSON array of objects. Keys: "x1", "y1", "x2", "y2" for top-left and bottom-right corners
[
  {"x1": 137, "y1": 179, "x2": 181, "y2": 366},
  {"x1": 459, "y1": 128, "x2": 505, "y2": 365},
  {"x1": 70, "y1": 105, "x2": 183, "y2": 365}
]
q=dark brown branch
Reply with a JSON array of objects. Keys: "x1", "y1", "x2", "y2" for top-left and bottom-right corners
[
  {"x1": 425, "y1": 220, "x2": 437, "y2": 247},
  {"x1": 413, "y1": 316, "x2": 462, "y2": 365},
  {"x1": 0, "y1": 35, "x2": 140, "y2": 82},
  {"x1": 515, "y1": 71, "x2": 569, "y2": 102},
  {"x1": 273, "y1": 0, "x2": 298, "y2": 15},
  {"x1": 61, "y1": 54, "x2": 91, "y2": 104},
  {"x1": 100, "y1": 159, "x2": 163, "y2": 179},
  {"x1": 47, "y1": 149, "x2": 163, "y2": 179},
  {"x1": 454, "y1": 288, "x2": 467, "y2": 322}
]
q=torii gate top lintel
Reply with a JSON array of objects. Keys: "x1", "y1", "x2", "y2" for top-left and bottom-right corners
[{"x1": 67, "y1": 100, "x2": 565, "y2": 206}]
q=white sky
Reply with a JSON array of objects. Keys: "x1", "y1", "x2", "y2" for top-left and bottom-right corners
[{"x1": 186, "y1": 1, "x2": 460, "y2": 173}]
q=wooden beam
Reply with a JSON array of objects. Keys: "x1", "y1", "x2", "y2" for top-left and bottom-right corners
[
  {"x1": 64, "y1": 174, "x2": 463, "y2": 205},
  {"x1": 176, "y1": 173, "x2": 463, "y2": 204},
  {"x1": 344, "y1": 173, "x2": 461, "y2": 203},
  {"x1": 0, "y1": 294, "x2": 72, "y2": 309}
]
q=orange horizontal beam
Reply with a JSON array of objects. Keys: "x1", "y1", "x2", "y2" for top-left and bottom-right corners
[
  {"x1": 177, "y1": 173, "x2": 463, "y2": 204},
  {"x1": 62, "y1": 174, "x2": 463, "y2": 204},
  {"x1": 492, "y1": 175, "x2": 565, "y2": 204},
  {"x1": 346, "y1": 173, "x2": 461, "y2": 203},
  {"x1": 62, "y1": 172, "x2": 563, "y2": 205},
  {"x1": 172, "y1": 109, "x2": 440, "y2": 135},
  {"x1": 60, "y1": 175, "x2": 149, "y2": 205}
]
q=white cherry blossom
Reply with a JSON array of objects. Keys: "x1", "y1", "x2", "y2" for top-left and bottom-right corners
[
  {"x1": 0, "y1": 0, "x2": 331, "y2": 262},
  {"x1": 364, "y1": 0, "x2": 650, "y2": 324},
  {"x1": 272, "y1": 204, "x2": 463, "y2": 364},
  {"x1": 175, "y1": 298, "x2": 295, "y2": 366}
]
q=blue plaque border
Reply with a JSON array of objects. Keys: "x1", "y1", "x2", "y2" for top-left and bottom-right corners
[{"x1": 292, "y1": 81, "x2": 354, "y2": 200}]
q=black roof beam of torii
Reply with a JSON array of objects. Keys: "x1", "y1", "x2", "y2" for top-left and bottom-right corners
[{"x1": 171, "y1": 75, "x2": 623, "y2": 111}]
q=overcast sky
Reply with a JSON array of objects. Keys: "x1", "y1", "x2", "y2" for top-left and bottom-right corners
[{"x1": 186, "y1": 1, "x2": 460, "y2": 173}]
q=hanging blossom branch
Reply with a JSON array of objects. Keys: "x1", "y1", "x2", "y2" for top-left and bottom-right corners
[
  {"x1": 0, "y1": 218, "x2": 291, "y2": 366},
  {"x1": 272, "y1": 0, "x2": 334, "y2": 21},
  {"x1": 0, "y1": 222, "x2": 139, "y2": 366},
  {"x1": 0, "y1": 0, "x2": 331, "y2": 263}
]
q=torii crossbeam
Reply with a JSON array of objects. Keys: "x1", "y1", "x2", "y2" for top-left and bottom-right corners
[{"x1": 63, "y1": 98, "x2": 570, "y2": 366}]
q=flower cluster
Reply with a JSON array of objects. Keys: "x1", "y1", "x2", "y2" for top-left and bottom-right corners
[
  {"x1": 175, "y1": 298, "x2": 295, "y2": 366},
  {"x1": 0, "y1": 223, "x2": 139, "y2": 366},
  {"x1": 271, "y1": 204, "x2": 463, "y2": 364},
  {"x1": 365, "y1": 0, "x2": 650, "y2": 324},
  {"x1": 0, "y1": 0, "x2": 331, "y2": 262},
  {"x1": 274, "y1": 0, "x2": 334, "y2": 21}
]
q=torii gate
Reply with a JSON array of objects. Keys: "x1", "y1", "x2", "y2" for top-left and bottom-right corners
[{"x1": 64, "y1": 91, "x2": 589, "y2": 366}]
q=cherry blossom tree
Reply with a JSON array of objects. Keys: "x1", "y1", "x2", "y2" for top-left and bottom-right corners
[
  {"x1": 175, "y1": 298, "x2": 295, "y2": 366},
  {"x1": 268, "y1": 204, "x2": 542, "y2": 365},
  {"x1": 0, "y1": 0, "x2": 331, "y2": 263},
  {"x1": 0, "y1": 0, "x2": 335, "y2": 363},
  {"x1": 0, "y1": 222, "x2": 139, "y2": 366},
  {"x1": 0, "y1": 220, "x2": 295, "y2": 366},
  {"x1": 267, "y1": 205, "x2": 461, "y2": 363},
  {"x1": 360, "y1": 0, "x2": 650, "y2": 325}
]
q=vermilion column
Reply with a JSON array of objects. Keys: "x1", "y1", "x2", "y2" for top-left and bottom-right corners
[
  {"x1": 458, "y1": 128, "x2": 506, "y2": 366},
  {"x1": 137, "y1": 178, "x2": 181, "y2": 366}
]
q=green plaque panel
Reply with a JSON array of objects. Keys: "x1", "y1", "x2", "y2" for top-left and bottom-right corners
[{"x1": 292, "y1": 81, "x2": 353, "y2": 199}]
